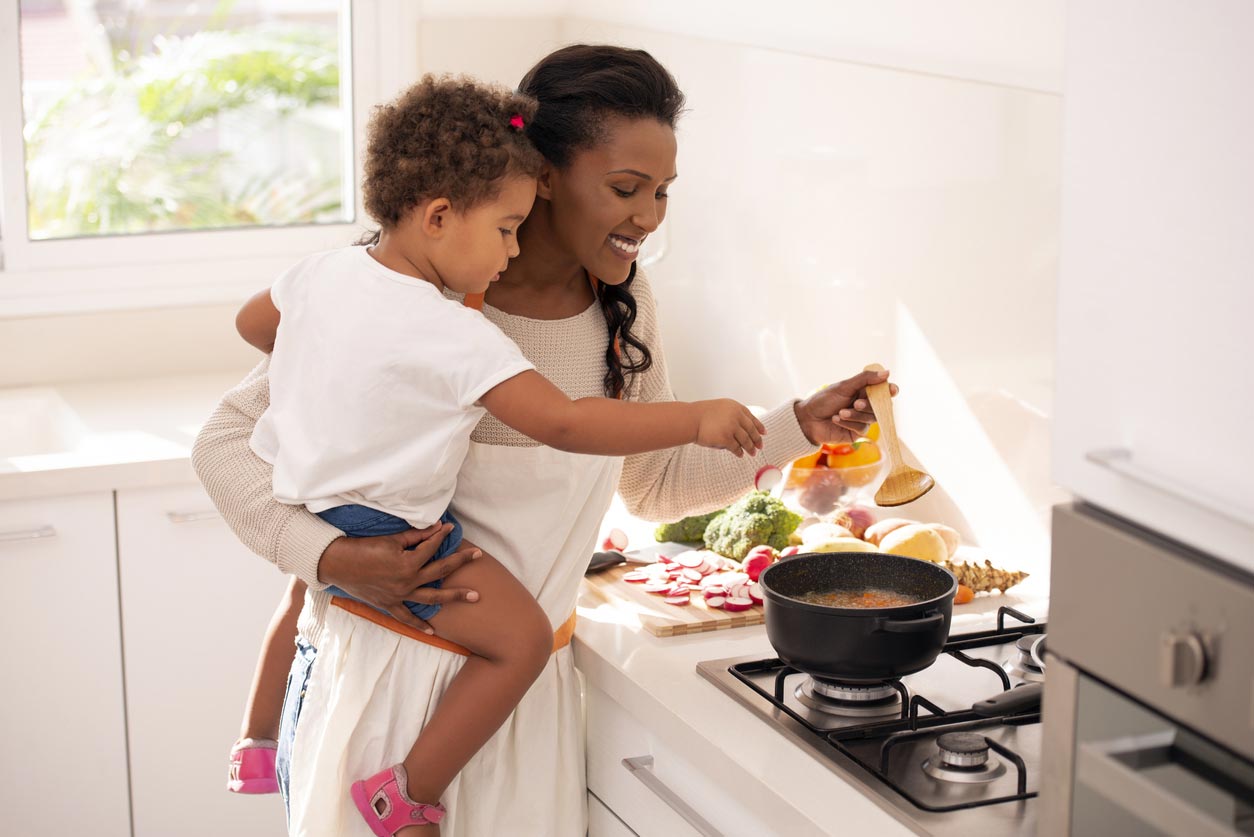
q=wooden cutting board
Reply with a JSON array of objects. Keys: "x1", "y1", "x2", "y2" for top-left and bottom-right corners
[{"x1": 582, "y1": 561, "x2": 765, "y2": 638}]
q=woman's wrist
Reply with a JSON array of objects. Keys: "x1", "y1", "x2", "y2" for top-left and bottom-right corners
[{"x1": 792, "y1": 398, "x2": 817, "y2": 446}]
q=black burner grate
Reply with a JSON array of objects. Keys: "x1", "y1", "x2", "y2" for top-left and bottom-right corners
[{"x1": 728, "y1": 606, "x2": 1045, "y2": 812}]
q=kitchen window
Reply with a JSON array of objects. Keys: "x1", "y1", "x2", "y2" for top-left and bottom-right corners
[{"x1": 0, "y1": 0, "x2": 414, "y2": 316}]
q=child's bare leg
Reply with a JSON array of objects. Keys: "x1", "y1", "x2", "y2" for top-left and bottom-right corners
[
  {"x1": 394, "y1": 546, "x2": 552, "y2": 834},
  {"x1": 239, "y1": 576, "x2": 306, "y2": 741}
]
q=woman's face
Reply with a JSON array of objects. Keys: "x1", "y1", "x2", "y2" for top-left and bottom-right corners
[{"x1": 542, "y1": 116, "x2": 678, "y2": 285}]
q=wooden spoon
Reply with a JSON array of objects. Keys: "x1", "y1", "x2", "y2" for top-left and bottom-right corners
[{"x1": 862, "y1": 363, "x2": 935, "y2": 507}]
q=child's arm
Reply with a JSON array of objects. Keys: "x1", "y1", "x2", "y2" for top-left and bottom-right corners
[
  {"x1": 478, "y1": 370, "x2": 765, "y2": 457},
  {"x1": 235, "y1": 288, "x2": 281, "y2": 353}
]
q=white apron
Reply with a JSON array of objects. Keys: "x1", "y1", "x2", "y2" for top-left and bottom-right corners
[{"x1": 287, "y1": 440, "x2": 623, "y2": 836}]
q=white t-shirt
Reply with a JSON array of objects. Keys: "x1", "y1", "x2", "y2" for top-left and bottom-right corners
[{"x1": 249, "y1": 246, "x2": 534, "y2": 527}]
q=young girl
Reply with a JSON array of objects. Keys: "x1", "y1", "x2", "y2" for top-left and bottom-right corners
[{"x1": 224, "y1": 74, "x2": 765, "y2": 835}]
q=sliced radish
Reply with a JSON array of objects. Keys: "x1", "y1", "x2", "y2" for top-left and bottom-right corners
[
  {"x1": 657, "y1": 554, "x2": 675, "y2": 564},
  {"x1": 743, "y1": 551, "x2": 774, "y2": 582},
  {"x1": 722, "y1": 596, "x2": 754, "y2": 612},
  {"x1": 601, "y1": 528, "x2": 628, "y2": 551},
  {"x1": 664, "y1": 593, "x2": 691, "y2": 606},
  {"x1": 702, "y1": 585, "x2": 727, "y2": 599},
  {"x1": 642, "y1": 581, "x2": 671, "y2": 594},
  {"x1": 681, "y1": 567, "x2": 703, "y2": 583},
  {"x1": 748, "y1": 582, "x2": 763, "y2": 604},
  {"x1": 622, "y1": 570, "x2": 650, "y2": 583},
  {"x1": 705, "y1": 595, "x2": 727, "y2": 609},
  {"x1": 780, "y1": 546, "x2": 801, "y2": 558},
  {"x1": 754, "y1": 464, "x2": 783, "y2": 491},
  {"x1": 677, "y1": 553, "x2": 705, "y2": 569}
]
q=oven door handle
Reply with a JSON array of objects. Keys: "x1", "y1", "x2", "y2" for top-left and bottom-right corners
[
  {"x1": 621, "y1": 756, "x2": 724, "y2": 837},
  {"x1": 1076, "y1": 733, "x2": 1243, "y2": 837}
]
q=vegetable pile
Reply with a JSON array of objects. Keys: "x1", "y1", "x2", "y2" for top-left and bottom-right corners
[{"x1": 648, "y1": 493, "x2": 1030, "y2": 605}]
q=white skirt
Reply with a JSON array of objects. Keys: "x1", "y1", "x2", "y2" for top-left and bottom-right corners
[{"x1": 287, "y1": 606, "x2": 587, "y2": 836}]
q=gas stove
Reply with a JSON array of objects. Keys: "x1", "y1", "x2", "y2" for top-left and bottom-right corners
[{"x1": 696, "y1": 607, "x2": 1045, "y2": 837}]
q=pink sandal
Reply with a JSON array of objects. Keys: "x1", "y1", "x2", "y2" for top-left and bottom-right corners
[
  {"x1": 351, "y1": 764, "x2": 446, "y2": 835},
  {"x1": 227, "y1": 738, "x2": 279, "y2": 794}
]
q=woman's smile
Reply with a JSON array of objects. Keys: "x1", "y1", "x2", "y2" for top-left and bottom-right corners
[{"x1": 607, "y1": 233, "x2": 643, "y2": 260}]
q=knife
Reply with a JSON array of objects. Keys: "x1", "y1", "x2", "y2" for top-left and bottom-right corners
[{"x1": 585, "y1": 542, "x2": 695, "y2": 574}]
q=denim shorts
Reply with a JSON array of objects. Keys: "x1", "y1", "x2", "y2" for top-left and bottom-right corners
[{"x1": 316, "y1": 504, "x2": 463, "y2": 623}]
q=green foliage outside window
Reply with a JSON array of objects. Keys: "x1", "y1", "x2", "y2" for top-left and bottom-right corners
[{"x1": 23, "y1": 25, "x2": 346, "y2": 239}]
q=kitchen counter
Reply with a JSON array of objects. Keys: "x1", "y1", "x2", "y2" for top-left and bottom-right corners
[
  {"x1": 576, "y1": 499, "x2": 1050, "y2": 836},
  {"x1": 0, "y1": 372, "x2": 245, "y2": 501}
]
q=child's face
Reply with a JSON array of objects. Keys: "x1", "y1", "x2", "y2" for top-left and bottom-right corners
[{"x1": 435, "y1": 176, "x2": 538, "y2": 294}]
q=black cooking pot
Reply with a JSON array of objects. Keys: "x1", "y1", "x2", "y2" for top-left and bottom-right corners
[{"x1": 758, "y1": 552, "x2": 956, "y2": 682}]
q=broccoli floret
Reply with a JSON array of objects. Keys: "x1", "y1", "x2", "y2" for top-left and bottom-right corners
[
  {"x1": 702, "y1": 491, "x2": 803, "y2": 560},
  {"x1": 654, "y1": 509, "x2": 725, "y2": 543}
]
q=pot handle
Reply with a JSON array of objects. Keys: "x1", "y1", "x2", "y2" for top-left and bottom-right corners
[{"x1": 874, "y1": 612, "x2": 944, "y2": 633}]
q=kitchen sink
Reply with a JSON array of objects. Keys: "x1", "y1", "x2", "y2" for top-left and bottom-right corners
[{"x1": 0, "y1": 388, "x2": 86, "y2": 459}]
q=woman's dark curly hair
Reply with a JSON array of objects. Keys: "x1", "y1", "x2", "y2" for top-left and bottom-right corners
[
  {"x1": 518, "y1": 45, "x2": 686, "y2": 398},
  {"x1": 358, "y1": 74, "x2": 543, "y2": 243}
]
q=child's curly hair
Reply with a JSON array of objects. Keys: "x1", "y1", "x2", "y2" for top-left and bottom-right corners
[{"x1": 361, "y1": 74, "x2": 542, "y2": 230}]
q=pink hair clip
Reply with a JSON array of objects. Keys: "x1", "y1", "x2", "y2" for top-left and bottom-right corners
[{"x1": 509, "y1": 113, "x2": 525, "y2": 131}]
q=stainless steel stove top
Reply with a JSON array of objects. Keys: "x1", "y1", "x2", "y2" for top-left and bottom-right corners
[{"x1": 696, "y1": 610, "x2": 1045, "y2": 837}]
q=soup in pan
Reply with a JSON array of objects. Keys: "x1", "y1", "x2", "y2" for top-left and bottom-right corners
[{"x1": 794, "y1": 588, "x2": 922, "y2": 608}]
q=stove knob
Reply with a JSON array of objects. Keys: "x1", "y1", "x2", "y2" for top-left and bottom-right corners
[{"x1": 1160, "y1": 631, "x2": 1208, "y2": 688}]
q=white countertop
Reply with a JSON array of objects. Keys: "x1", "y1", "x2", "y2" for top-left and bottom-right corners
[{"x1": 0, "y1": 372, "x2": 244, "y2": 501}]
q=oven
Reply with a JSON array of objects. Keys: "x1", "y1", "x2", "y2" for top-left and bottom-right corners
[{"x1": 1040, "y1": 503, "x2": 1254, "y2": 836}]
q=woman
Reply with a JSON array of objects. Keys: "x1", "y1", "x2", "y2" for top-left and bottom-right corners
[{"x1": 193, "y1": 44, "x2": 892, "y2": 836}]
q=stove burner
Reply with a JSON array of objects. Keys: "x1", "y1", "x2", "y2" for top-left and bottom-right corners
[
  {"x1": 795, "y1": 677, "x2": 903, "y2": 718},
  {"x1": 921, "y1": 732, "x2": 1007, "y2": 784},
  {"x1": 1003, "y1": 634, "x2": 1047, "y2": 683},
  {"x1": 813, "y1": 678, "x2": 897, "y2": 702}
]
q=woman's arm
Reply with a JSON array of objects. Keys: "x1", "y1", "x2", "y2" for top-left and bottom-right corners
[
  {"x1": 236, "y1": 288, "x2": 281, "y2": 353},
  {"x1": 616, "y1": 272, "x2": 888, "y2": 523},
  {"x1": 191, "y1": 360, "x2": 481, "y2": 631},
  {"x1": 478, "y1": 370, "x2": 765, "y2": 457}
]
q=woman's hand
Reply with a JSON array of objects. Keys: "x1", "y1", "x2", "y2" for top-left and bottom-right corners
[
  {"x1": 793, "y1": 368, "x2": 899, "y2": 446},
  {"x1": 317, "y1": 522, "x2": 481, "y2": 634}
]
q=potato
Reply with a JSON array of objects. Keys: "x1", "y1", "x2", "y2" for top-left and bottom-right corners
[
  {"x1": 878, "y1": 524, "x2": 948, "y2": 563},
  {"x1": 927, "y1": 523, "x2": 961, "y2": 557},
  {"x1": 808, "y1": 537, "x2": 880, "y2": 554},
  {"x1": 864, "y1": 518, "x2": 916, "y2": 546},
  {"x1": 801, "y1": 521, "x2": 855, "y2": 548}
]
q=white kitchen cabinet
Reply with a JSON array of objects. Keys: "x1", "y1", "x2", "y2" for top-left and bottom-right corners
[
  {"x1": 589, "y1": 790, "x2": 639, "y2": 837},
  {"x1": 116, "y1": 483, "x2": 289, "y2": 837},
  {"x1": 1052, "y1": 0, "x2": 1254, "y2": 571},
  {"x1": 585, "y1": 684, "x2": 788, "y2": 837},
  {"x1": 0, "y1": 492, "x2": 130, "y2": 837}
]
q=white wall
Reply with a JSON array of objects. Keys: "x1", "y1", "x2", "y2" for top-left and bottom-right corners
[{"x1": 3, "y1": 4, "x2": 1066, "y2": 568}]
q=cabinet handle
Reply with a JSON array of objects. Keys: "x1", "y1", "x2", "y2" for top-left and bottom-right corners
[
  {"x1": 166, "y1": 510, "x2": 221, "y2": 524},
  {"x1": 0, "y1": 525, "x2": 57, "y2": 543},
  {"x1": 621, "y1": 756, "x2": 723, "y2": 837},
  {"x1": 1085, "y1": 447, "x2": 1254, "y2": 528}
]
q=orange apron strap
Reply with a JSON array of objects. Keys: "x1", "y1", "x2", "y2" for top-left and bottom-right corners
[{"x1": 331, "y1": 596, "x2": 577, "y2": 655}]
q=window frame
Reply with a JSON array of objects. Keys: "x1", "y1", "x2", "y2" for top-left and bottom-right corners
[{"x1": 0, "y1": 0, "x2": 418, "y2": 318}]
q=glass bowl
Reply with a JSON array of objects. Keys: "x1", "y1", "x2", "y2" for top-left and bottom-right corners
[{"x1": 775, "y1": 461, "x2": 886, "y2": 516}]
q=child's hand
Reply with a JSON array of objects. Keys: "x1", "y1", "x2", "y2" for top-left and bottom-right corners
[{"x1": 694, "y1": 399, "x2": 766, "y2": 457}]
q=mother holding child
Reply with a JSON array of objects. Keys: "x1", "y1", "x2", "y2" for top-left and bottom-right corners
[{"x1": 195, "y1": 43, "x2": 893, "y2": 836}]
